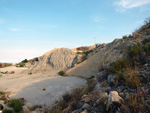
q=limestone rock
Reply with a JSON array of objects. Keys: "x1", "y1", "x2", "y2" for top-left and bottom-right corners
[
  {"x1": 106, "y1": 91, "x2": 123, "y2": 111},
  {"x1": 29, "y1": 48, "x2": 78, "y2": 74}
]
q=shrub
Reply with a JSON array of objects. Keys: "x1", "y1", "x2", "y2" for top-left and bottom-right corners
[
  {"x1": 7, "y1": 99, "x2": 24, "y2": 112},
  {"x1": 10, "y1": 71, "x2": 15, "y2": 74},
  {"x1": 2, "y1": 109, "x2": 13, "y2": 113},
  {"x1": 0, "y1": 91, "x2": 5, "y2": 95},
  {"x1": 123, "y1": 35, "x2": 128, "y2": 39},
  {"x1": 143, "y1": 44, "x2": 150, "y2": 53},
  {"x1": 16, "y1": 63, "x2": 25, "y2": 67},
  {"x1": 87, "y1": 77, "x2": 96, "y2": 92},
  {"x1": 35, "y1": 57, "x2": 39, "y2": 61},
  {"x1": 62, "y1": 93, "x2": 72, "y2": 102},
  {"x1": 28, "y1": 72, "x2": 32, "y2": 75},
  {"x1": 109, "y1": 58, "x2": 131, "y2": 74},
  {"x1": 128, "y1": 35, "x2": 133, "y2": 38},
  {"x1": 21, "y1": 59, "x2": 28, "y2": 63},
  {"x1": 58, "y1": 71, "x2": 65, "y2": 76},
  {"x1": 116, "y1": 67, "x2": 140, "y2": 88},
  {"x1": 142, "y1": 37, "x2": 150, "y2": 44},
  {"x1": 128, "y1": 43, "x2": 143, "y2": 58}
]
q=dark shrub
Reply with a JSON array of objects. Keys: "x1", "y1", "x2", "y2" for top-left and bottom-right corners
[
  {"x1": 35, "y1": 57, "x2": 39, "y2": 61},
  {"x1": 128, "y1": 43, "x2": 143, "y2": 58},
  {"x1": 7, "y1": 99, "x2": 24, "y2": 112},
  {"x1": 62, "y1": 93, "x2": 72, "y2": 102},
  {"x1": 58, "y1": 71, "x2": 65, "y2": 76},
  {"x1": 21, "y1": 59, "x2": 28, "y2": 63},
  {"x1": 109, "y1": 58, "x2": 131, "y2": 74},
  {"x1": 3, "y1": 109, "x2": 13, "y2": 113},
  {"x1": 123, "y1": 35, "x2": 128, "y2": 39}
]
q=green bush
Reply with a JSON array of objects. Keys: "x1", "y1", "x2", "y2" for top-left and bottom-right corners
[
  {"x1": 35, "y1": 57, "x2": 39, "y2": 61},
  {"x1": 128, "y1": 43, "x2": 143, "y2": 58},
  {"x1": 2, "y1": 109, "x2": 13, "y2": 113},
  {"x1": 7, "y1": 99, "x2": 24, "y2": 112},
  {"x1": 21, "y1": 59, "x2": 28, "y2": 63},
  {"x1": 143, "y1": 44, "x2": 150, "y2": 53},
  {"x1": 123, "y1": 35, "x2": 128, "y2": 39},
  {"x1": 109, "y1": 58, "x2": 131, "y2": 74},
  {"x1": 16, "y1": 63, "x2": 25, "y2": 67},
  {"x1": 58, "y1": 71, "x2": 65, "y2": 76},
  {"x1": 0, "y1": 91, "x2": 5, "y2": 95}
]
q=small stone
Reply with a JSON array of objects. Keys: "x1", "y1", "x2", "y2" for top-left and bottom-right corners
[
  {"x1": 82, "y1": 109, "x2": 88, "y2": 113},
  {"x1": 107, "y1": 74, "x2": 118, "y2": 86},
  {"x1": 82, "y1": 103, "x2": 90, "y2": 109},
  {"x1": 26, "y1": 103, "x2": 34, "y2": 110}
]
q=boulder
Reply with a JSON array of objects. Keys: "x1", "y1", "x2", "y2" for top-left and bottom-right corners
[
  {"x1": 107, "y1": 74, "x2": 118, "y2": 86},
  {"x1": 96, "y1": 92, "x2": 108, "y2": 104},
  {"x1": 82, "y1": 103, "x2": 90, "y2": 109},
  {"x1": 106, "y1": 91, "x2": 123, "y2": 111},
  {"x1": 81, "y1": 95, "x2": 92, "y2": 103}
]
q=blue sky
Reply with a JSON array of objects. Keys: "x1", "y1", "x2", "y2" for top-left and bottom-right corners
[{"x1": 0, "y1": 0, "x2": 150, "y2": 63}]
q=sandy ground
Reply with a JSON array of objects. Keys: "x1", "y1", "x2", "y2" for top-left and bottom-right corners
[{"x1": 0, "y1": 66, "x2": 86, "y2": 105}]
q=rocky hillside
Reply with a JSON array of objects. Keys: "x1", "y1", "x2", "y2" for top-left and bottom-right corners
[
  {"x1": 66, "y1": 22, "x2": 150, "y2": 78},
  {"x1": 29, "y1": 48, "x2": 78, "y2": 73},
  {"x1": 29, "y1": 19, "x2": 150, "y2": 113}
]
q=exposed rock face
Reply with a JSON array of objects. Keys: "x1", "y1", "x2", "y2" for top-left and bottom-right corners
[
  {"x1": 29, "y1": 48, "x2": 78, "y2": 73},
  {"x1": 66, "y1": 39, "x2": 136, "y2": 78}
]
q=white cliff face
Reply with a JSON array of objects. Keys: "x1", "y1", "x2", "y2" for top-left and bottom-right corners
[{"x1": 29, "y1": 48, "x2": 78, "y2": 73}]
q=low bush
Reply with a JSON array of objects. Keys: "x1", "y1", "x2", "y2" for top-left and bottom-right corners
[
  {"x1": 21, "y1": 59, "x2": 28, "y2": 63},
  {"x1": 116, "y1": 67, "x2": 140, "y2": 88},
  {"x1": 2, "y1": 109, "x2": 13, "y2": 113},
  {"x1": 123, "y1": 35, "x2": 128, "y2": 39},
  {"x1": 7, "y1": 99, "x2": 24, "y2": 112},
  {"x1": 16, "y1": 63, "x2": 25, "y2": 67},
  {"x1": 128, "y1": 43, "x2": 143, "y2": 58},
  {"x1": 35, "y1": 57, "x2": 39, "y2": 61},
  {"x1": 109, "y1": 58, "x2": 131, "y2": 74},
  {"x1": 58, "y1": 71, "x2": 65, "y2": 76},
  {"x1": 62, "y1": 93, "x2": 72, "y2": 102}
]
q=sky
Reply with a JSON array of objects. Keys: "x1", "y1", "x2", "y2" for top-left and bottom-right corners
[{"x1": 0, "y1": 0, "x2": 150, "y2": 63}]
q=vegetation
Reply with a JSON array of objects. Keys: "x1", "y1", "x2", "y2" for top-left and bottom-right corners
[
  {"x1": 0, "y1": 63, "x2": 12, "y2": 68},
  {"x1": 0, "y1": 71, "x2": 8, "y2": 74},
  {"x1": 58, "y1": 71, "x2": 65, "y2": 76},
  {"x1": 2, "y1": 109, "x2": 13, "y2": 113},
  {"x1": 7, "y1": 98, "x2": 25, "y2": 112},
  {"x1": 21, "y1": 59, "x2": 28, "y2": 63},
  {"x1": 28, "y1": 72, "x2": 32, "y2": 75},
  {"x1": 48, "y1": 77, "x2": 96, "y2": 113},
  {"x1": 35, "y1": 57, "x2": 39, "y2": 61},
  {"x1": 123, "y1": 34, "x2": 134, "y2": 40},
  {"x1": 0, "y1": 91, "x2": 7, "y2": 101},
  {"x1": 16, "y1": 63, "x2": 25, "y2": 67}
]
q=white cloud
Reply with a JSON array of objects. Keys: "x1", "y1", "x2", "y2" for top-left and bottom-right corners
[
  {"x1": 115, "y1": 0, "x2": 150, "y2": 9},
  {"x1": 10, "y1": 28, "x2": 19, "y2": 31}
]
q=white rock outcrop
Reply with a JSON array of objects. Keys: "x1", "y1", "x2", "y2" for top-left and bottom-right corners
[{"x1": 29, "y1": 48, "x2": 78, "y2": 73}]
